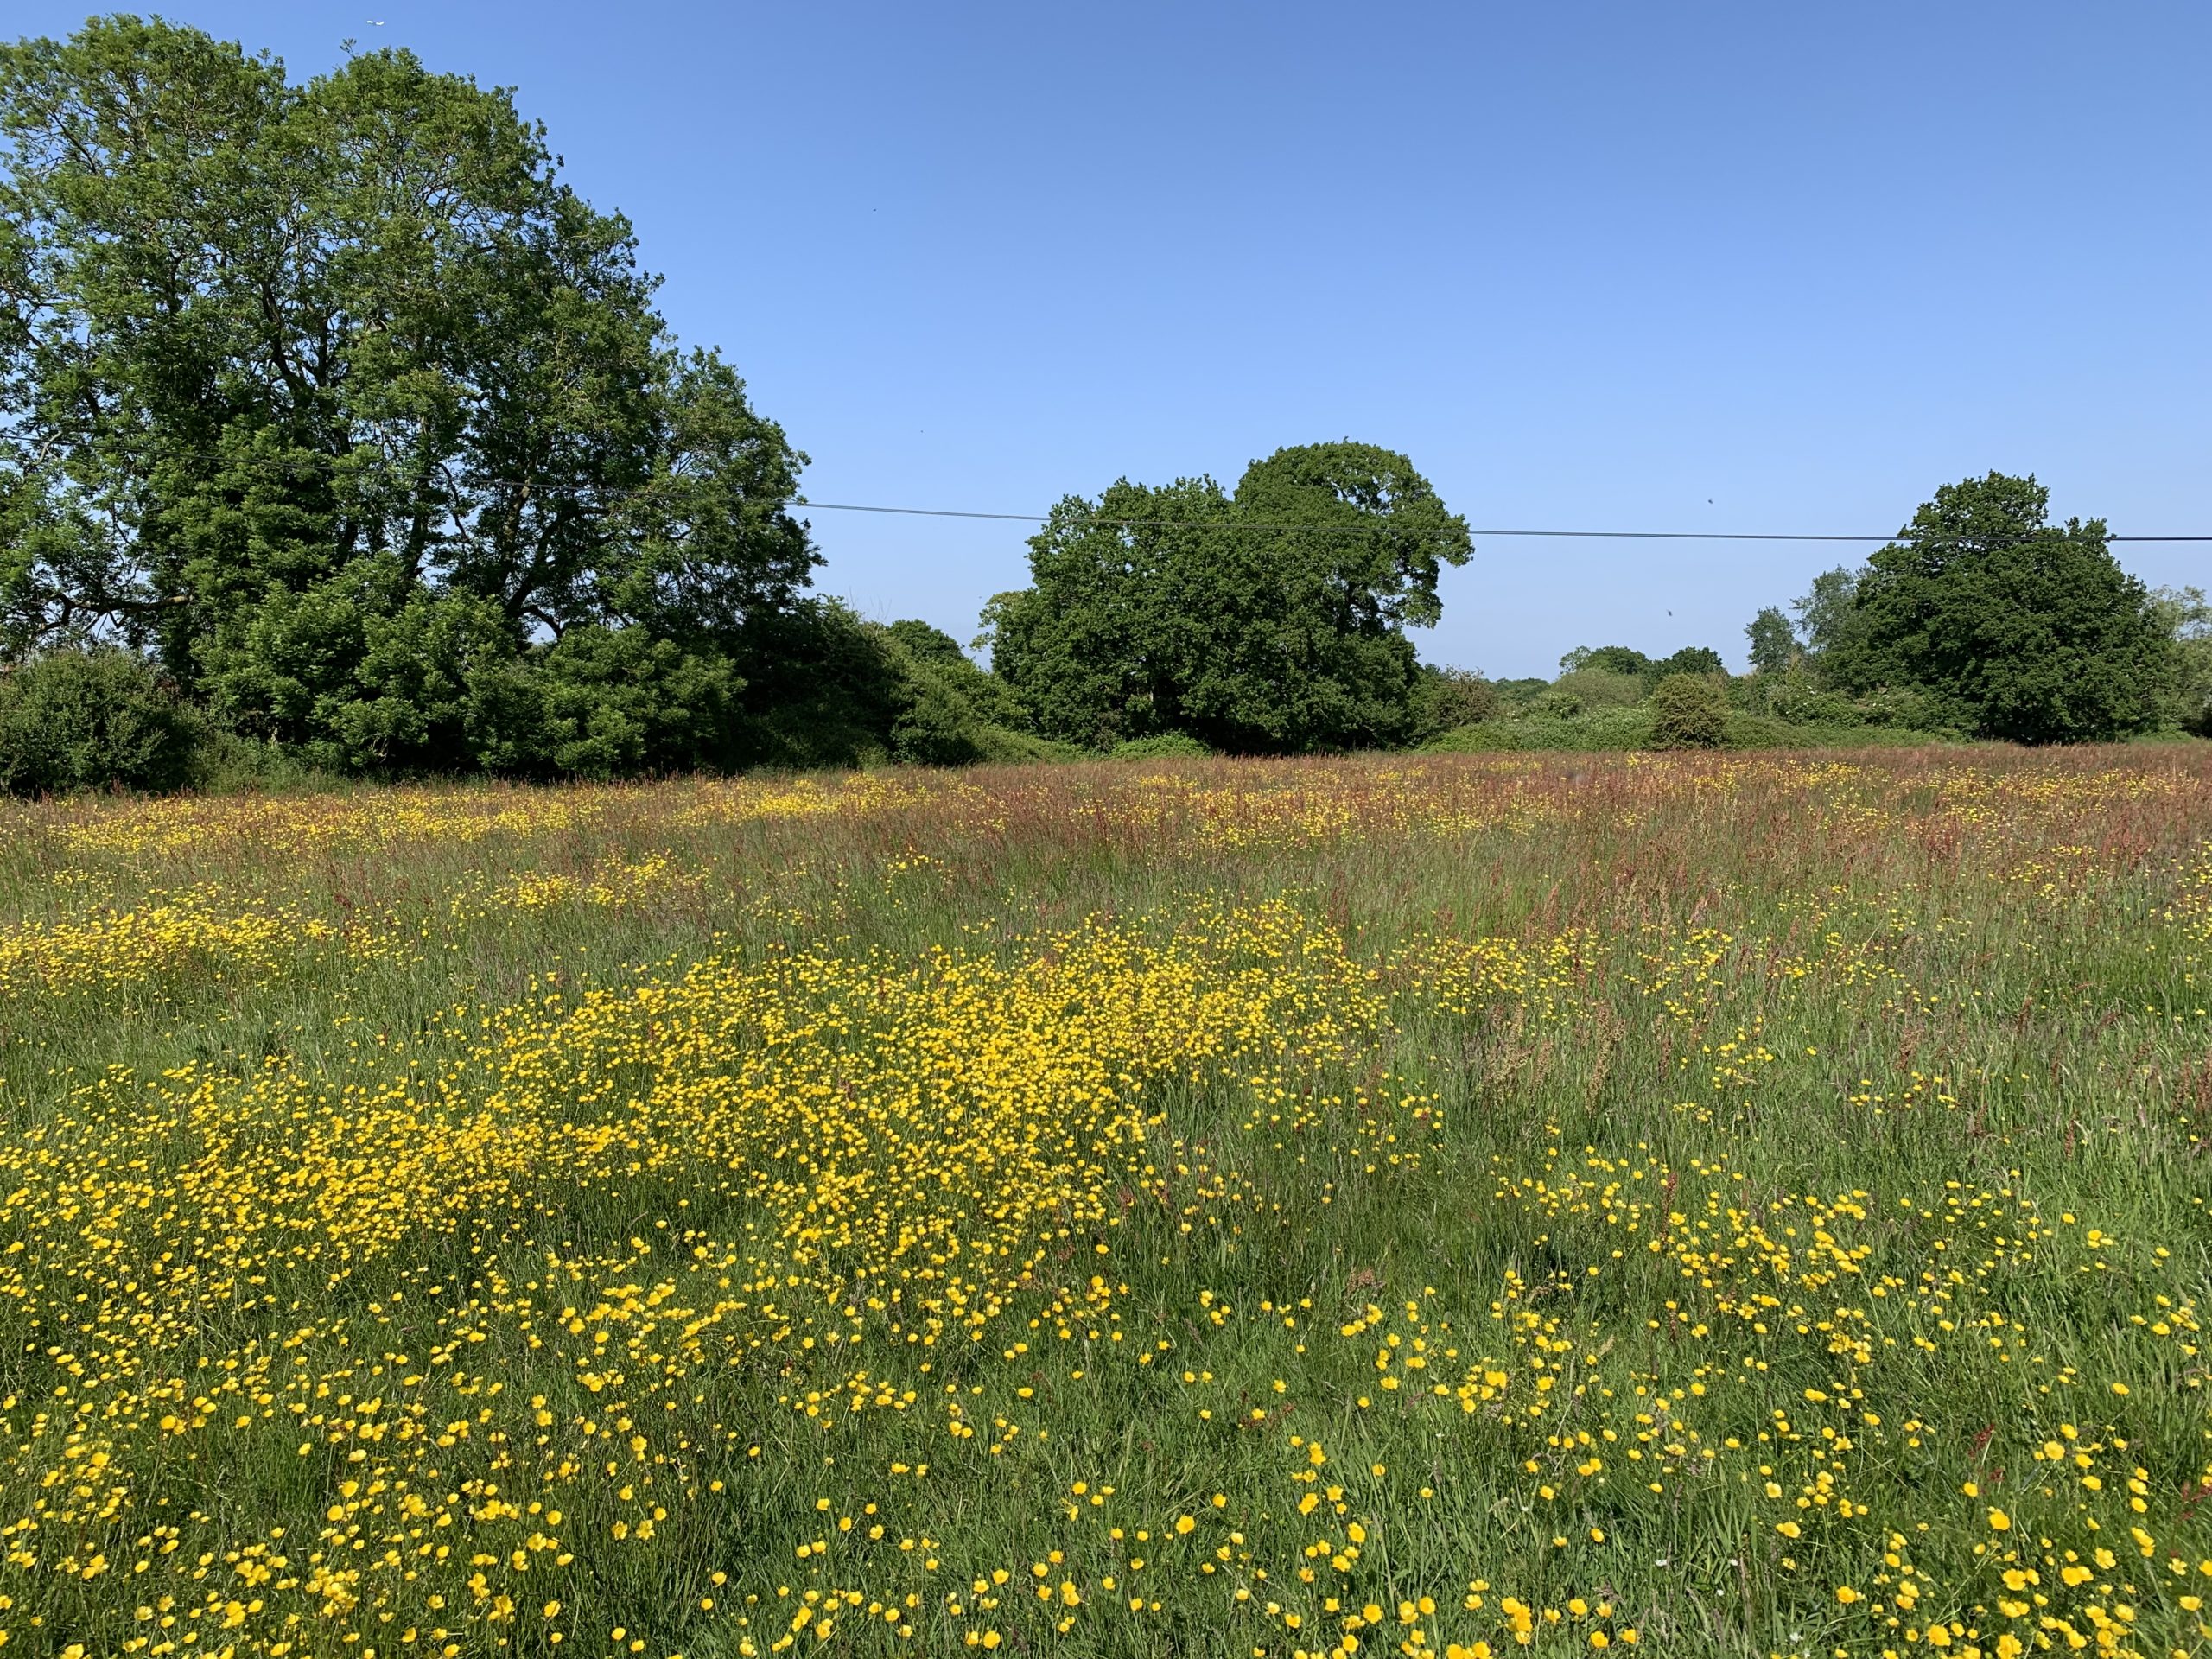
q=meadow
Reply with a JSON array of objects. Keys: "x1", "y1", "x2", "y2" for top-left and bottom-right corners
[{"x1": 0, "y1": 750, "x2": 2206, "y2": 1659}]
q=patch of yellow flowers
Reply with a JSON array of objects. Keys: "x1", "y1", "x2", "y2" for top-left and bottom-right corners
[{"x1": 0, "y1": 754, "x2": 2206, "y2": 1657}]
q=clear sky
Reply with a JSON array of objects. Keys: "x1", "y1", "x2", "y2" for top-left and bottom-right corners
[{"x1": 12, "y1": 3, "x2": 2209, "y2": 677}]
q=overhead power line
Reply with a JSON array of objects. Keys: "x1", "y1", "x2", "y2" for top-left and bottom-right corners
[
  {"x1": 16, "y1": 451, "x2": 2208, "y2": 539},
  {"x1": 794, "y1": 501, "x2": 2210, "y2": 543}
]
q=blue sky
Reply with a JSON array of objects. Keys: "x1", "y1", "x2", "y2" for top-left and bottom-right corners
[{"x1": 14, "y1": 3, "x2": 2209, "y2": 677}]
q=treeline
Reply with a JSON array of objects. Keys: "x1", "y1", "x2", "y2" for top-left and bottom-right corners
[
  {"x1": 1447, "y1": 474, "x2": 2211, "y2": 756},
  {"x1": 1, "y1": 19, "x2": 2207, "y2": 795},
  {"x1": 0, "y1": 18, "x2": 1065, "y2": 793}
]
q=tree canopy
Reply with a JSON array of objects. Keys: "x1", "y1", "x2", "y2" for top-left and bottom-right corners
[
  {"x1": 1744, "y1": 607, "x2": 1795, "y2": 676},
  {"x1": 1826, "y1": 473, "x2": 2170, "y2": 744},
  {"x1": 0, "y1": 16, "x2": 819, "y2": 774},
  {"x1": 987, "y1": 442, "x2": 1471, "y2": 753}
]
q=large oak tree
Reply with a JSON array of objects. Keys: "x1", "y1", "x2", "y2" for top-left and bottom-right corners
[
  {"x1": 1829, "y1": 473, "x2": 2170, "y2": 744},
  {"x1": 0, "y1": 16, "x2": 813, "y2": 772},
  {"x1": 986, "y1": 442, "x2": 1471, "y2": 753}
]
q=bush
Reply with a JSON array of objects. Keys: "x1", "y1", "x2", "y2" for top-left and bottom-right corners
[
  {"x1": 0, "y1": 648, "x2": 205, "y2": 795},
  {"x1": 2151, "y1": 587, "x2": 2211, "y2": 735},
  {"x1": 1408, "y1": 668, "x2": 1501, "y2": 741},
  {"x1": 1851, "y1": 684, "x2": 1948, "y2": 734},
  {"x1": 1649, "y1": 673, "x2": 1730, "y2": 749},
  {"x1": 1490, "y1": 677, "x2": 1550, "y2": 713},
  {"x1": 1551, "y1": 668, "x2": 1648, "y2": 710},
  {"x1": 1109, "y1": 733, "x2": 1212, "y2": 760},
  {"x1": 467, "y1": 626, "x2": 747, "y2": 780},
  {"x1": 1764, "y1": 671, "x2": 1864, "y2": 727},
  {"x1": 969, "y1": 726, "x2": 1089, "y2": 765},
  {"x1": 1422, "y1": 707, "x2": 1655, "y2": 753},
  {"x1": 880, "y1": 620, "x2": 1011, "y2": 767},
  {"x1": 200, "y1": 556, "x2": 515, "y2": 774}
]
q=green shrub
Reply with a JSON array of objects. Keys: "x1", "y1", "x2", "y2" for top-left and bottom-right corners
[
  {"x1": 1649, "y1": 673, "x2": 1730, "y2": 749},
  {"x1": 1721, "y1": 712, "x2": 1794, "y2": 749},
  {"x1": 1721, "y1": 714, "x2": 1947, "y2": 751},
  {"x1": 1765, "y1": 679, "x2": 1865, "y2": 727},
  {"x1": 2151, "y1": 587, "x2": 2210, "y2": 734},
  {"x1": 1490, "y1": 677, "x2": 1550, "y2": 713},
  {"x1": 1551, "y1": 668, "x2": 1647, "y2": 710},
  {"x1": 970, "y1": 726, "x2": 1088, "y2": 765},
  {"x1": 1419, "y1": 720, "x2": 1529, "y2": 753},
  {"x1": 1422, "y1": 707, "x2": 1655, "y2": 753},
  {"x1": 1109, "y1": 733, "x2": 1212, "y2": 760},
  {"x1": 467, "y1": 626, "x2": 747, "y2": 780},
  {"x1": 1850, "y1": 684, "x2": 1948, "y2": 734},
  {"x1": 1408, "y1": 668, "x2": 1501, "y2": 741},
  {"x1": 0, "y1": 648, "x2": 205, "y2": 796},
  {"x1": 189, "y1": 731, "x2": 332, "y2": 793},
  {"x1": 202, "y1": 556, "x2": 513, "y2": 773}
]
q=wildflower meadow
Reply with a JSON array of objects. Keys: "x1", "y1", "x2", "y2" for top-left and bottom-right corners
[{"x1": 0, "y1": 750, "x2": 2207, "y2": 1659}]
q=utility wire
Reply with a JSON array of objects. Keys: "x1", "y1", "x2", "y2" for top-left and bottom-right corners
[
  {"x1": 795, "y1": 501, "x2": 2210, "y2": 543},
  {"x1": 16, "y1": 453, "x2": 2209, "y2": 540}
]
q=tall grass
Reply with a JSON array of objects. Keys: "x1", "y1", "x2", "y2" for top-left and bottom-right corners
[{"x1": 0, "y1": 747, "x2": 2205, "y2": 1658}]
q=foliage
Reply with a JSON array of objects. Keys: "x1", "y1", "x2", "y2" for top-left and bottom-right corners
[
  {"x1": 989, "y1": 442, "x2": 1471, "y2": 753},
  {"x1": 465, "y1": 625, "x2": 747, "y2": 780},
  {"x1": 1557, "y1": 644, "x2": 1651, "y2": 677},
  {"x1": 1555, "y1": 645, "x2": 1726, "y2": 690},
  {"x1": 1109, "y1": 732, "x2": 1213, "y2": 760},
  {"x1": 1647, "y1": 671, "x2": 1731, "y2": 747},
  {"x1": 1489, "y1": 676, "x2": 1549, "y2": 711},
  {"x1": 1744, "y1": 605, "x2": 1796, "y2": 676},
  {"x1": 1762, "y1": 670, "x2": 1865, "y2": 727},
  {"x1": 1830, "y1": 474, "x2": 2171, "y2": 743},
  {"x1": 1406, "y1": 665, "x2": 1500, "y2": 741},
  {"x1": 1652, "y1": 644, "x2": 1725, "y2": 679},
  {"x1": 1548, "y1": 666, "x2": 1647, "y2": 710},
  {"x1": 0, "y1": 16, "x2": 813, "y2": 777},
  {"x1": 968, "y1": 725, "x2": 1090, "y2": 766},
  {"x1": 1791, "y1": 565, "x2": 1866, "y2": 661},
  {"x1": 1716, "y1": 712, "x2": 1939, "y2": 750},
  {"x1": 2151, "y1": 585, "x2": 2212, "y2": 735},
  {"x1": 0, "y1": 646, "x2": 203, "y2": 793},
  {"x1": 680, "y1": 604, "x2": 1046, "y2": 774},
  {"x1": 1422, "y1": 697, "x2": 1948, "y2": 754},
  {"x1": 874, "y1": 620, "x2": 1011, "y2": 766},
  {"x1": 1422, "y1": 704, "x2": 1655, "y2": 752},
  {"x1": 202, "y1": 556, "x2": 514, "y2": 773}
]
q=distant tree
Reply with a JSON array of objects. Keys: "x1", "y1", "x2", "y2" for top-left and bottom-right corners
[
  {"x1": 1552, "y1": 644, "x2": 1720, "y2": 689},
  {"x1": 1792, "y1": 567, "x2": 1867, "y2": 663},
  {"x1": 990, "y1": 442, "x2": 1471, "y2": 752},
  {"x1": 1745, "y1": 607, "x2": 1796, "y2": 676},
  {"x1": 1653, "y1": 645, "x2": 1726, "y2": 680},
  {"x1": 1832, "y1": 473, "x2": 2169, "y2": 744},
  {"x1": 2149, "y1": 586, "x2": 2212, "y2": 735},
  {"x1": 1560, "y1": 645, "x2": 1654, "y2": 678},
  {"x1": 1491, "y1": 677, "x2": 1550, "y2": 712}
]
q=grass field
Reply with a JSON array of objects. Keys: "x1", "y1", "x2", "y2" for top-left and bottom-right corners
[{"x1": 0, "y1": 750, "x2": 2208, "y2": 1659}]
